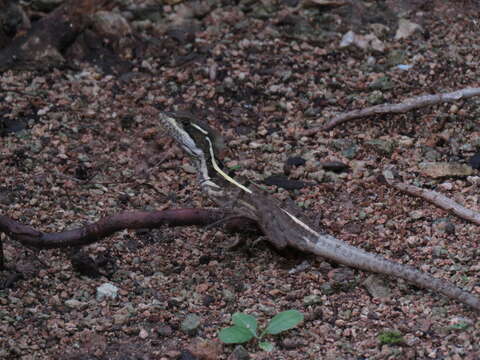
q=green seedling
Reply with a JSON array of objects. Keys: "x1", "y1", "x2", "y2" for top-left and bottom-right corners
[
  {"x1": 219, "y1": 310, "x2": 303, "y2": 352},
  {"x1": 378, "y1": 330, "x2": 404, "y2": 345},
  {"x1": 228, "y1": 164, "x2": 242, "y2": 171}
]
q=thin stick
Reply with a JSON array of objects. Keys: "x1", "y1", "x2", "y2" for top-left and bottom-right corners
[
  {"x1": 321, "y1": 87, "x2": 480, "y2": 131},
  {"x1": 383, "y1": 171, "x2": 480, "y2": 226}
]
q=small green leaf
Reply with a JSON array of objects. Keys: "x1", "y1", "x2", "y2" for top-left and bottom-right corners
[
  {"x1": 229, "y1": 165, "x2": 242, "y2": 171},
  {"x1": 232, "y1": 313, "x2": 258, "y2": 337},
  {"x1": 378, "y1": 330, "x2": 404, "y2": 345},
  {"x1": 258, "y1": 341, "x2": 274, "y2": 352},
  {"x1": 219, "y1": 326, "x2": 254, "y2": 344},
  {"x1": 265, "y1": 310, "x2": 303, "y2": 335}
]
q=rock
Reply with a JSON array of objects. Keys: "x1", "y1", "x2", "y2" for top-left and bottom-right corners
[
  {"x1": 181, "y1": 314, "x2": 201, "y2": 336},
  {"x1": 467, "y1": 176, "x2": 480, "y2": 186},
  {"x1": 139, "y1": 328, "x2": 148, "y2": 339},
  {"x1": 31, "y1": 0, "x2": 63, "y2": 12},
  {"x1": 65, "y1": 299, "x2": 85, "y2": 309},
  {"x1": 92, "y1": 11, "x2": 132, "y2": 38},
  {"x1": 321, "y1": 161, "x2": 349, "y2": 173},
  {"x1": 320, "y1": 283, "x2": 335, "y2": 295},
  {"x1": 366, "y1": 139, "x2": 396, "y2": 155},
  {"x1": 387, "y1": 49, "x2": 406, "y2": 66},
  {"x1": 258, "y1": 304, "x2": 275, "y2": 316},
  {"x1": 469, "y1": 153, "x2": 480, "y2": 170},
  {"x1": 409, "y1": 210, "x2": 425, "y2": 220},
  {"x1": 424, "y1": 148, "x2": 441, "y2": 162},
  {"x1": 96, "y1": 283, "x2": 119, "y2": 301},
  {"x1": 363, "y1": 275, "x2": 392, "y2": 299},
  {"x1": 308, "y1": 170, "x2": 325, "y2": 183},
  {"x1": 0, "y1": 2, "x2": 29, "y2": 48},
  {"x1": 433, "y1": 219, "x2": 455, "y2": 235},
  {"x1": 264, "y1": 174, "x2": 308, "y2": 190},
  {"x1": 329, "y1": 268, "x2": 355, "y2": 282},
  {"x1": 369, "y1": 76, "x2": 394, "y2": 90},
  {"x1": 113, "y1": 313, "x2": 129, "y2": 325},
  {"x1": 286, "y1": 156, "x2": 306, "y2": 166},
  {"x1": 303, "y1": 294, "x2": 322, "y2": 305},
  {"x1": 340, "y1": 31, "x2": 385, "y2": 52},
  {"x1": 157, "y1": 324, "x2": 173, "y2": 337},
  {"x1": 367, "y1": 91, "x2": 385, "y2": 105},
  {"x1": 222, "y1": 289, "x2": 236, "y2": 302},
  {"x1": 228, "y1": 345, "x2": 250, "y2": 360},
  {"x1": 187, "y1": 339, "x2": 222, "y2": 360},
  {"x1": 419, "y1": 162, "x2": 474, "y2": 178},
  {"x1": 395, "y1": 18, "x2": 423, "y2": 40},
  {"x1": 302, "y1": 0, "x2": 347, "y2": 8},
  {"x1": 282, "y1": 337, "x2": 303, "y2": 349},
  {"x1": 179, "y1": 350, "x2": 198, "y2": 360},
  {"x1": 342, "y1": 145, "x2": 358, "y2": 159}
]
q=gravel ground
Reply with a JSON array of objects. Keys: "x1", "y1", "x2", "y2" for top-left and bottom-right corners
[{"x1": 1, "y1": 0, "x2": 480, "y2": 359}]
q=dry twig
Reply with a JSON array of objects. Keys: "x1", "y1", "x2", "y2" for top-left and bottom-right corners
[
  {"x1": 0, "y1": 209, "x2": 227, "y2": 254},
  {"x1": 319, "y1": 87, "x2": 480, "y2": 131},
  {"x1": 383, "y1": 170, "x2": 480, "y2": 226}
]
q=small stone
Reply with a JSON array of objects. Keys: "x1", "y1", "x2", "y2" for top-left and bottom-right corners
[
  {"x1": 264, "y1": 174, "x2": 308, "y2": 190},
  {"x1": 409, "y1": 210, "x2": 425, "y2": 220},
  {"x1": 308, "y1": 170, "x2": 325, "y2": 183},
  {"x1": 96, "y1": 283, "x2": 119, "y2": 301},
  {"x1": 181, "y1": 314, "x2": 201, "y2": 336},
  {"x1": 419, "y1": 162, "x2": 474, "y2": 178},
  {"x1": 282, "y1": 337, "x2": 303, "y2": 349},
  {"x1": 369, "y1": 76, "x2": 394, "y2": 90},
  {"x1": 433, "y1": 219, "x2": 456, "y2": 235},
  {"x1": 395, "y1": 18, "x2": 423, "y2": 40},
  {"x1": 157, "y1": 324, "x2": 173, "y2": 337},
  {"x1": 320, "y1": 283, "x2": 335, "y2": 295},
  {"x1": 467, "y1": 176, "x2": 480, "y2": 186},
  {"x1": 342, "y1": 145, "x2": 358, "y2": 159},
  {"x1": 438, "y1": 182, "x2": 453, "y2": 190},
  {"x1": 92, "y1": 11, "x2": 132, "y2": 38},
  {"x1": 321, "y1": 161, "x2": 349, "y2": 173},
  {"x1": 367, "y1": 91, "x2": 385, "y2": 105},
  {"x1": 31, "y1": 0, "x2": 63, "y2": 12},
  {"x1": 363, "y1": 275, "x2": 392, "y2": 299},
  {"x1": 469, "y1": 153, "x2": 480, "y2": 170},
  {"x1": 113, "y1": 313, "x2": 129, "y2": 325},
  {"x1": 64, "y1": 299, "x2": 84, "y2": 309},
  {"x1": 286, "y1": 156, "x2": 306, "y2": 166},
  {"x1": 424, "y1": 149, "x2": 441, "y2": 162},
  {"x1": 258, "y1": 304, "x2": 275, "y2": 316},
  {"x1": 179, "y1": 350, "x2": 197, "y2": 360},
  {"x1": 223, "y1": 289, "x2": 236, "y2": 302},
  {"x1": 366, "y1": 139, "x2": 395, "y2": 155},
  {"x1": 303, "y1": 294, "x2": 322, "y2": 305},
  {"x1": 228, "y1": 345, "x2": 250, "y2": 360},
  {"x1": 139, "y1": 328, "x2": 148, "y2": 339}
]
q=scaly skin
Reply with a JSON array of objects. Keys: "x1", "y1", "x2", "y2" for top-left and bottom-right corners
[{"x1": 159, "y1": 112, "x2": 480, "y2": 311}]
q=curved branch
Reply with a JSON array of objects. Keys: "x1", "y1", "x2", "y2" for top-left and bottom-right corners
[
  {"x1": 383, "y1": 171, "x2": 480, "y2": 226},
  {"x1": 0, "y1": 209, "x2": 226, "y2": 249},
  {"x1": 321, "y1": 87, "x2": 480, "y2": 131}
]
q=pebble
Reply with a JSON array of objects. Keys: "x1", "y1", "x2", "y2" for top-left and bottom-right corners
[
  {"x1": 64, "y1": 299, "x2": 85, "y2": 309},
  {"x1": 181, "y1": 314, "x2": 201, "y2": 335},
  {"x1": 228, "y1": 345, "x2": 250, "y2": 360},
  {"x1": 363, "y1": 275, "x2": 392, "y2": 299},
  {"x1": 96, "y1": 283, "x2": 119, "y2": 301}
]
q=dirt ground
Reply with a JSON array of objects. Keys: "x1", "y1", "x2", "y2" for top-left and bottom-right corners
[{"x1": 1, "y1": 0, "x2": 480, "y2": 359}]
